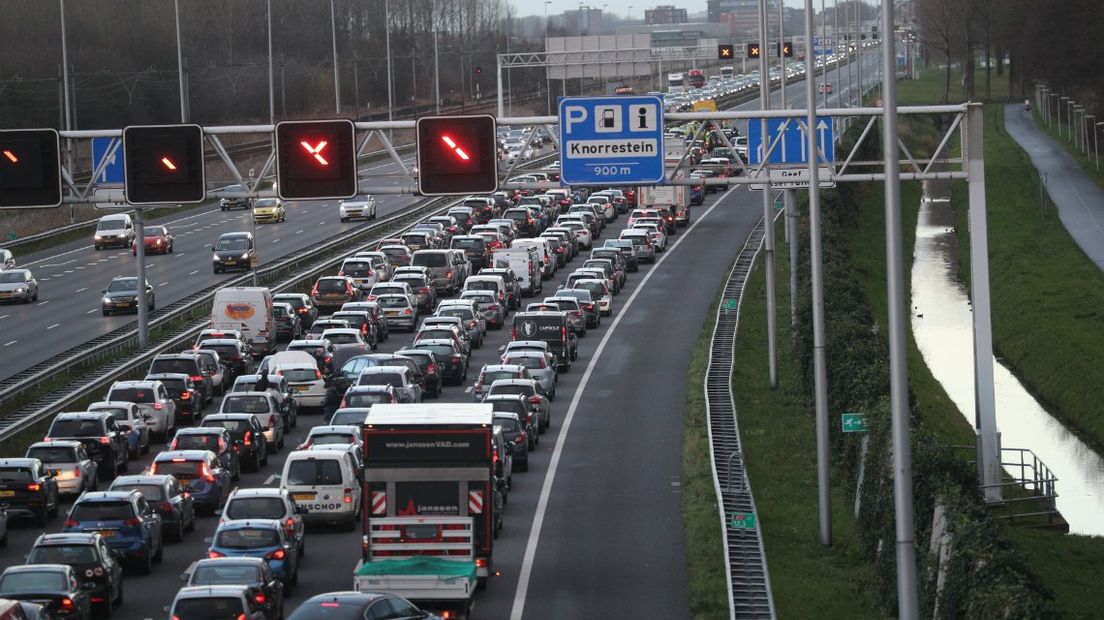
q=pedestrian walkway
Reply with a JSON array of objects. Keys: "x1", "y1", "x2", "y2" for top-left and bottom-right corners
[{"x1": 1004, "y1": 104, "x2": 1104, "y2": 271}]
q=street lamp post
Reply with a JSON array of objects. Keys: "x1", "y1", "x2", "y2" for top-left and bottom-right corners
[
  {"x1": 330, "y1": 0, "x2": 340, "y2": 114},
  {"x1": 546, "y1": 0, "x2": 553, "y2": 115},
  {"x1": 58, "y1": 0, "x2": 74, "y2": 187},
  {"x1": 174, "y1": 0, "x2": 186, "y2": 122},
  {"x1": 1095, "y1": 121, "x2": 1103, "y2": 171},
  {"x1": 1049, "y1": 93, "x2": 1060, "y2": 129},
  {"x1": 385, "y1": 0, "x2": 393, "y2": 127},
  {"x1": 267, "y1": 0, "x2": 274, "y2": 123}
]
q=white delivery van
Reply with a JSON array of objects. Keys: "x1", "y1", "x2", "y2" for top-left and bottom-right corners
[
  {"x1": 280, "y1": 449, "x2": 362, "y2": 529},
  {"x1": 491, "y1": 247, "x2": 541, "y2": 297},
  {"x1": 210, "y1": 287, "x2": 276, "y2": 357},
  {"x1": 512, "y1": 238, "x2": 556, "y2": 280}
]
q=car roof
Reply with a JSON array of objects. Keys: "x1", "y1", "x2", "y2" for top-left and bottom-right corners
[
  {"x1": 74, "y1": 490, "x2": 139, "y2": 503},
  {"x1": 227, "y1": 488, "x2": 289, "y2": 499},
  {"x1": 110, "y1": 380, "x2": 160, "y2": 387},
  {"x1": 153, "y1": 450, "x2": 215, "y2": 461},
  {"x1": 309, "y1": 425, "x2": 358, "y2": 434},
  {"x1": 361, "y1": 365, "x2": 408, "y2": 374},
  {"x1": 112, "y1": 474, "x2": 174, "y2": 486},
  {"x1": 54, "y1": 411, "x2": 108, "y2": 420},
  {"x1": 0, "y1": 457, "x2": 40, "y2": 467},
  {"x1": 33, "y1": 532, "x2": 102, "y2": 546},
  {"x1": 215, "y1": 518, "x2": 282, "y2": 531},
  {"x1": 489, "y1": 378, "x2": 537, "y2": 387},
  {"x1": 28, "y1": 440, "x2": 82, "y2": 450},
  {"x1": 175, "y1": 585, "x2": 252, "y2": 599}
]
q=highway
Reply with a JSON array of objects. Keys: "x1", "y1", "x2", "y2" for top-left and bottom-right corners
[{"x1": 0, "y1": 53, "x2": 885, "y2": 618}]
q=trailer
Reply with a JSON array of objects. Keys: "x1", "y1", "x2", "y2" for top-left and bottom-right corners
[{"x1": 639, "y1": 185, "x2": 692, "y2": 227}]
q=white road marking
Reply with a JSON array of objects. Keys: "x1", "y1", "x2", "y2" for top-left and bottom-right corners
[
  {"x1": 46, "y1": 323, "x2": 59, "y2": 330},
  {"x1": 38, "y1": 259, "x2": 76, "y2": 268},
  {"x1": 2, "y1": 341, "x2": 16, "y2": 347},
  {"x1": 509, "y1": 188, "x2": 734, "y2": 620},
  {"x1": 203, "y1": 243, "x2": 212, "y2": 247},
  {"x1": 86, "y1": 309, "x2": 98, "y2": 314},
  {"x1": 75, "y1": 287, "x2": 87, "y2": 293},
  {"x1": 37, "y1": 300, "x2": 49, "y2": 306},
  {"x1": 263, "y1": 474, "x2": 277, "y2": 485},
  {"x1": 158, "y1": 282, "x2": 169, "y2": 287},
  {"x1": 64, "y1": 269, "x2": 74, "y2": 273},
  {"x1": 189, "y1": 270, "x2": 199, "y2": 275},
  {"x1": 295, "y1": 230, "x2": 304, "y2": 235},
  {"x1": 0, "y1": 314, "x2": 8, "y2": 320},
  {"x1": 272, "y1": 239, "x2": 281, "y2": 244},
  {"x1": 40, "y1": 278, "x2": 51, "y2": 281}
]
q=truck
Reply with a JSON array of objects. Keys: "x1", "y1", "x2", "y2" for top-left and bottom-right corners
[
  {"x1": 639, "y1": 185, "x2": 692, "y2": 227},
  {"x1": 353, "y1": 404, "x2": 500, "y2": 619},
  {"x1": 491, "y1": 247, "x2": 542, "y2": 297},
  {"x1": 720, "y1": 66, "x2": 735, "y2": 80},
  {"x1": 209, "y1": 287, "x2": 275, "y2": 356},
  {"x1": 667, "y1": 72, "x2": 685, "y2": 94}
]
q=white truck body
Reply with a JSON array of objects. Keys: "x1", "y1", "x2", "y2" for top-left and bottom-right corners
[
  {"x1": 667, "y1": 72, "x2": 685, "y2": 94},
  {"x1": 492, "y1": 247, "x2": 542, "y2": 296},
  {"x1": 639, "y1": 185, "x2": 689, "y2": 209},
  {"x1": 210, "y1": 287, "x2": 275, "y2": 356}
]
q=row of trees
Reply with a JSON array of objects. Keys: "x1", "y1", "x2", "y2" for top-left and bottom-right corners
[
  {"x1": 0, "y1": 0, "x2": 550, "y2": 129},
  {"x1": 916, "y1": 0, "x2": 1103, "y2": 112}
]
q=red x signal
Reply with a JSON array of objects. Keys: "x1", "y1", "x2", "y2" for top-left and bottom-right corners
[{"x1": 300, "y1": 140, "x2": 330, "y2": 166}]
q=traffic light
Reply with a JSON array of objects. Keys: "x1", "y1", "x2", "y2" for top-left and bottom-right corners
[
  {"x1": 475, "y1": 66, "x2": 482, "y2": 78},
  {"x1": 123, "y1": 124, "x2": 205, "y2": 205},
  {"x1": 0, "y1": 128, "x2": 62, "y2": 208},
  {"x1": 718, "y1": 44, "x2": 734, "y2": 60},
  {"x1": 416, "y1": 115, "x2": 498, "y2": 196},
  {"x1": 275, "y1": 119, "x2": 358, "y2": 200},
  {"x1": 746, "y1": 43, "x2": 761, "y2": 59}
]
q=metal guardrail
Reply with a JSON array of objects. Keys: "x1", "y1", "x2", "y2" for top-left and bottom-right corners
[
  {"x1": 0, "y1": 153, "x2": 557, "y2": 445},
  {"x1": 703, "y1": 217, "x2": 775, "y2": 619}
]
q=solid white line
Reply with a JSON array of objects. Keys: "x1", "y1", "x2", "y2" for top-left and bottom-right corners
[
  {"x1": 263, "y1": 474, "x2": 276, "y2": 486},
  {"x1": 158, "y1": 282, "x2": 169, "y2": 287},
  {"x1": 189, "y1": 270, "x2": 199, "y2": 275},
  {"x1": 0, "y1": 315, "x2": 7, "y2": 320},
  {"x1": 508, "y1": 188, "x2": 736, "y2": 619},
  {"x1": 46, "y1": 323, "x2": 59, "y2": 330},
  {"x1": 2, "y1": 341, "x2": 16, "y2": 347},
  {"x1": 75, "y1": 287, "x2": 87, "y2": 293},
  {"x1": 36, "y1": 300, "x2": 49, "y2": 306},
  {"x1": 86, "y1": 309, "x2": 98, "y2": 314}
]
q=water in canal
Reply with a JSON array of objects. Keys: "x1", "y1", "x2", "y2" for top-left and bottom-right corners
[{"x1": 910, "y1": 190, "x2": 1104, "y2": 536}]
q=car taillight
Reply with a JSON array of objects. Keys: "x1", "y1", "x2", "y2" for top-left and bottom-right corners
[
  {"x1": 72, "y1": 466, "x2": 81, "y2": 476},
  {"x1": 153, "y1": 402, "x2": 163, "y2": 410},
  {"x1": 243, "y1": 431, "x2": 252, "y2": 445},
  {"x1": 60, "y1": 597, "x2": 74, "y2": 610},
  {"x1": 420, "y1": 287, "x2": 431, "y2": 294},
  {"x1": 574, "y1": 311, "x2": 582, "y2": 317},
  {"x1": 64, "y1": 518, "x2": 79, "y2": 527},
  {"x1": 148, "y1": 464, "x2": 159, "y2": 475},
  {"x1": 344, "y1": 488, "x2": 353, "y2": 504},
  {"x1": 515, "y1": 432, "x2": 526, "y2": 445},
  {"x1": 427, "y1": 364, "x2": 437, "y2": 375},
  {"x1": 324, "y1": 355, "x2": 333, "y2": 364},
  {"x1": 528, "y1": 396, "x2": 542, "y2": 404},
  {"x1": 190, "y1": 375, "x2": 203, "y2": 383},
  {"x1": 26, "y1": 482, "x2": 41, "y2": 491},
  {"x1": 267, "y1": 415, "x2": 276, "y2": 429},
  {"x1": 266, "y1": 547, "x2": 286, "y2": 560},
  {"x1": 452, "y1": 354, "x2": 462, "y2": 363},
  {"x1": 255, "y1": 593, "x2": 267, "y2": 605},
  {"x1": 298, "y1": 307, "x2": 309, "y2": 314},
  {"x1": 160, "y1": 502, "x2": 173, "y2": 513},
  {"x1": 181, "y1": 391, "x2": 190, "y2": 400},
  {"x1": 201, "y1": 462, "x2": 216, "y2": 483},
  {"x1": 208, "y1": 550, "x2": 225, "y2": 559},
  {"x1": 489, "y1": 303, "x2": 500, "y2": 310},
  {"x1": 99, "y1": 436, "x2": 110, "y2": 444},
  {"x1": 403, "y1": 308, "x2": 413, "y2": 315},
  {"x1": 315, "y1": 369, "x2": 323, "y2": 380},
  {"x1": 124, "y1": 517, "x2": 142, "y2": 527}
]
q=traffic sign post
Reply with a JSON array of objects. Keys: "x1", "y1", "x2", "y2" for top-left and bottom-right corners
[
  {"x1": 841, "y1": 412, "x2": 869, "y2": 433},
  {"x1": 558, "y1": 95, "x2": 665, "y2": 186}
]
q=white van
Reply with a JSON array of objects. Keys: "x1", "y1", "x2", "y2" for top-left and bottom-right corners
[
  {"x1": 210, "y1": 287, "x2": 275, "y2": 357},
  {"x1": 491, "y1": 247, "x2": 542, "y2": 296},
  {"x1": 279, "y1": 449, "x2": 362, "y2": 529},
  {"x1": 93, "y1": 213, "x2": 135, "y2": 250},
  {"x1": 512, "y1": 238, "x2": 556, "y2": 279}
]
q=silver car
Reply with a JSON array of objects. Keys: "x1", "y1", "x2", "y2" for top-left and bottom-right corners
[
  {"x1": 25, "y1": 441, "x2": 98, "y2": 495},
  {"x1": 486, "y1": 378, "x2": 552, "y2": 433},
  {"x1": 0, "y1": 268, "x2": 38, "y2": 303},
  {"x1": 500, "y1": 350, "x2": 557, "y2": 400}
]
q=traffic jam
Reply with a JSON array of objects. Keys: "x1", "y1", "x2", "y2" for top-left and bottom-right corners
[{"x1": 0, "y1": 120, "x2": 742, "y2": 619}]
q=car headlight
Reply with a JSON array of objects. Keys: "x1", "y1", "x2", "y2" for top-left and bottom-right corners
[
  {"x1": 14, "y1": 287, "x2": 25, "y2": 294},
  {"x1": 102, "y1": 297, "x2": 111, "y2": 304},
  {"x1": 94, "y1": 234, "x2": 103, "y2": 240},
  {"x1": 212, "y1": 254, "x2": 221, "y2": 261},
  {"x1": 241, "y1": 253, "x2": 250, "y2": 260}
]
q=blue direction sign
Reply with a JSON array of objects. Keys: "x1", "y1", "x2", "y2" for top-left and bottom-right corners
[
  {"x1": 747, "y1": 118, "x2": 834, "y2": 166},
  {"x1": 91, "y1": 137, "x2": 124, "y2": 184},
  {"x1": 813, "y1": 36, "x2": 834, "y2": 56},
  {"x1": 558, "y1": 95, "x2": 665, "y2": 185}
]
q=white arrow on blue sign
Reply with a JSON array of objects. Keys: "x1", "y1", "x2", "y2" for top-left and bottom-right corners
[
  {"x1": 747, "y1": 118, "x2": 834, "y2": 166},
  {"x1": 558, "y1": 95, "x2": 666, "y2": 186},
  {"x1": 91, "y1": 137, "x2": 124, "y2": 184}
]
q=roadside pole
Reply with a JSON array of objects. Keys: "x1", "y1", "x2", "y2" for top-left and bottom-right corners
[
  {"x1": 758, "y1": 0, "x2": 778, "y2": 388},
  {"x1": 803, "y1": 0, "x2": 831, "y2": 547},
  {"x1": 135, "y1": 208, "x2": 149, "y2": 347},
  {"x1": 780, "y1": 0, "x2": 799, "y2": 331}
]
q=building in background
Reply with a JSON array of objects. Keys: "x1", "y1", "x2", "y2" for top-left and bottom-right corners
[
  {"x1": 561, "y1": 6, "x2": 604, "y2": 36},
  {"x1": 645, "y1": 5, "x2": 689, "y2": 25}
]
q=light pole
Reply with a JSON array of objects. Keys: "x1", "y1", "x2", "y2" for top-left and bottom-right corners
[
  {"x1": 330, "y1": 0, "x2": 340, "y2": 114},
  {"x1": 58, "y1": 0, "x2": 75, "y2": 191},
  {"x1": 385, "y1": 0, "x2": 393, "y2": 126},
  {"x1": 434, "y1": 27, "x2": 440, "y2": 114},
  {"x1": 267, "y1": 0, "x2": 274, "y2": 123},
  {"x1": 173, "y1": 0, "x2": 186, "y2": 122},
  {"x1": 1062, "y1": 97, "x2": 1072, "y2": 141},
  {"x1": 1095, "y1": 121, "x2": 1103, "y2": 171},
  {"x1": 546, "y1": 0, "x2": 553, "y2": 115}
]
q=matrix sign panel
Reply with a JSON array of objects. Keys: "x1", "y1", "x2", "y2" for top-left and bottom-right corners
[
  {"x1": 0, "y1": 129, "x2": 62, "y2": 208},
  {"x1": 416, "y1": 115, "x2": 498, "y2": 196},
  {"x1": 275, "y1": 119, "x2": 358, "y2": 200},
  {"x1": 123, "y1": 124, "x2": 206, "y2": 205}
]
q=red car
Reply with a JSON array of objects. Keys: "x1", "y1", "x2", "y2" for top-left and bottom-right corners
[{"x1": 133, "y1": 225, "x2": 174, "y2": 255}]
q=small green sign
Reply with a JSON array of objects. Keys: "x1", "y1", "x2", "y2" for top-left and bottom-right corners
[
  {"x1": 722, "y1": 299, "x2": 738, "y2": 310},
  {"x1": 730, "y1": 512, "x2": 757, "y2": 530},
  {"x1": 841, "y1": 412, "x2": 869, "y2": 433},
  {"x1": 6, "y1": 231, "x2": 15, "y2": 241}
]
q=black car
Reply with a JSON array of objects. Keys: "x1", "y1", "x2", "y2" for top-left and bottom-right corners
[
  {"x1": 100, "y1": 276, "x2": 155, "y2": 316},
  {"x1": 197, "y1": 338, "x2": 255, "y2": 381},
  {"x1": 411, "y1": 340, "x2": 468, "y2": 386},
  {"x1": 393, "y1": 349, "x2": 442, "y2": 398},
  {"x1": 171, "y1": 427, "x2": 240, "y2": 481},
  {"x1": 330, "y1": 311, "x2": 379, "y2": 350},
  {"x1": 45, "y1": 412, "x2": 129, "y2": 479},
  {"x1": 273, "y1": 302, "x2": 303, "y2": 341},
  {"x1": 273, "y1": 293, "x2": 318, "y2": 329},
  {"x1": 0, "y1": 458, "x2": 60, "y2": 526},
  {"x1": 493, "y1": 412, "x2": 529, "y2": 472},
  {"x1": 287, "y1": 591, "x2": 434, "y2": 620},
  {"x1": 109, "y1": 474, "x2": 196, "y2": 542},
  {"x1": 184, "y1": 557, "x2": 285, "y2": 620},
  {"x1": 146, "y1": 373, "x2": 203, "y2": 425},
  {"x1": 26, "y1": 532, "x2": 124, "y2": 614},
  {"x1": 0, "y1": 564, "x2": 93, "y2": 620},
  {"x1": 148, "y1": 354, "x2": 215, "y2": 404},
  {"x1": 212, "y1": 231, "x2": 256, "y2": 273},
  {"x1": 200, "y1": 414, "x2": 268, "y2": 472}
]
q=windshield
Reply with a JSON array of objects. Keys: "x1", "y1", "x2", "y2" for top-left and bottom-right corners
[
  {"x1": 452, "y1": 238, "x2": 482, "y2": 249},
  {"x1": 394, "y1": 276, "x2": 426, "y2": 288},
  {"x1": 27, "y1": 446, "x2": 79, "y2": 463},
  {"x1": 327, "y1": 333, "x2": 357, "y2": 345},
  {"x1": 175, "y1": 434, "x2": 221, "y2": 451},
  {"x1": 108, "y1": 387, "x2": 155, "y2": 403},
  {"x1": 0, "y1": 571, "x2": 67, "y2": 594},
  {"x1": 359, "y1": 373, "x2": 402, "y2": 387},
  {"x1": 507, "y1": 355, "x2": 546, "y2": 370},
  {"x1": 417, "y1": 344, "x2": 455, "y2": 359},
  {"x1": 172, "y1": 597, "x2": 247, "y2": 619},
  {"x1": 489, "y1": 400, "x2": 527, "y2": 416},
  {"x1": 150, "y1": 359, "x2": 196, "y2": 375},
  {"x1": 317, "y1": 279, "x2": 347, "y2": 292},
  {"x1": 106, "y1": 279, "x2": 138, "y2": 293},
  {"x1": 345, "y1": 392, "x2": 391, "y2": 407},
  {"x1": 215, "y1": 527, "x2": 280, "y2": 549},
  {"x1": 494, "y1": 417, "x2": 521, "y2": 433},
  {"x1": 222, "y1": 395, "x2": 270, "y2": 414},
  {"x1": 578, "y1": 282, "x2": 606, "y2": 297},
  {"x1": 254, "y1": 199, "x2": 278, "y2": 208},
  {"x1": 49, "y1": 419, "x2": 103, "y2": 437},
  {"x1": 144, "y1": 226, "x2": 165, "y2": 236},
  {"x1": 0, "y1": 467, "x2": 33, "y2": 483},
  {"x1": 112, "y1": 483, "x2": 165, "y2": 502},
  {"x1": 437, "y1": 309, "x2": 471, "y2": 320},
  {"x1": 274, "y1": 296, "x2": 305, "y2": 309},
  {"x1": 69, "y1": 501, "x2": 133, "y2": 521},
  {"x1": 342, "y1": 261, "x2": 372, "y2": 276},
  {"x1": 480, "y1": 370, "x2": 518, "y2": 385},
  {"x1": 0, "y1": 272, "x2": 25, "y2": 284},
  {"x1": 191, "y1": 563, "x2": 262, "y2": 587},
  {"x1": 209, "y1": 419, "x2": 247, "y2": 433},
  {"x1": 490, "y1": 384, "x2": 534, "y2": 397},
  {"x1": 412, "y1": 253, "x2": 447, "y2": 267},
  {"x1": 225, "y1": 497, "x2": 287, "y2": 520},
  {"x1": 28, "y1": 544, "x2": 98, "y2": 565},
  {"x1": 153, "y1": 460, "x2": 201, "y2": 479},
  {"x1": 286, "y1": 459, "x2": 343, "y2": 486},
  {"x1": 309, "y1": 433, "x2": 352, "y2": 445},
  {"x1": 97, "y1": 219, "x2": 125, "y2": 231},
  {"x1": 215, "y1": 237, "x2": 250, "y2": 251},
  {"x1": 377, "y1": 296, "x2": 408, "y2": 309},
  {"x1": 283, "y1": 369, "x2": 319, "y2": 383}
]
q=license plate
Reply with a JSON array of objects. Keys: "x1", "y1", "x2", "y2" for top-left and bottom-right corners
[
  {"x1": 115, "y1": 302, "x2": 131, "y2": 307},
  {"x1": 0, "y1": 491, "x2": 14, "y2": 497},
  {"x1": 291, "y1": 492, "x2": 316, "y2": 501},
  {"x1": 97, "y1": 530, "x2": 115, "y2": 538},
  {"x1": 225, "y1": 260, "x2": 237, "y2": 265},
  {"x1": 385, "y1": 311, "x2": 399, "y2": 317},
  {"x1": 292, "y1": 386, "x2": 307, "y2": 393}
]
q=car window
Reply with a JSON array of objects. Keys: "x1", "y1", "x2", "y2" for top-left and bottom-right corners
[
  {"x1": 345, "y1": 392, "x2": 392, "y2": 407},
  {"x1": 360, "y1": 372, "x2": 403, "y2": 387},
  {"x1": 173, "y1": 597, "x2": 247, "y2": 617},
  {"x1": 26, "y1": 446, "x2": 79, "y2": 463},
  {"x1": 49, "y1": 419, "x2": 104, "y2": 437},
  {"x1": 175, "y1": 434, "x2": 221, "y2": 451},
  {"x1": 225, "y1": 497, "x2": 287, "y2": 520},
  {"x1": 108, "y1": 387, "x2": 155, "y2": 403},
  {"x1": 222, "y1": 395, "x2": 271, "y2": 413},
  {"x1": 216, "y1": 527, "x2": 280, "y2": 549},
  {"x1": 286, "y1": 459, "x2": 343, "y2": 486},
  {"x1": 153, "y1": 460, "x2": 201, "y2": 479},
  {"x1": 190, "y1": 563, "x2": 263, "y2": 586},
  {"x1": 113, "y1": 483, "x2": 165, "y2": 502},
  {"x1": 28, "y1": 544, "x2": 98, "y2": 564},
  {"x1": 0, "y1": 467, "x2": 33, "y2": 483},
  {"x1": 69, "y1": 501, "x2": 134, "y2": 521},
  {"x1": 0, "y1": 571, "x2": 67, "y2": 594}
]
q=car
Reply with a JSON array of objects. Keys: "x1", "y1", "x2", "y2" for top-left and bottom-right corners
[
  {"x1": 543, "y1": 296, "x2": 587, "y2": 336},
  {"x1": 196, "y1": 339, "x2": 256, "y2": 382},
  {"x1": 352, "y1": 251, "x2": 395, "y2": 281},
  {"x1": 486, "y1": 378, "x2": 552, "y2": 433},
  {"x1": 413, "y1": 324, "x2": 470, "y2": 358},
  {"x1": 296, "y1": 425, "x2": 362, "y2": 451},
  {"x1": 218, "y1": 183, "x2": 250, "y2": 210},
  {"x1": 571, "y1": 278, "x2": 613, "y2": 318},
  {"x1": 25, "y1": 532, "x2": 124, "y2": 614},
  {"x1": 618, "y1": 229, "x2": 655, "y2": 263},
  {"x1": 460, "y1": 290, "x2": 506, "y2": 329},
  {"x1": 171, "y1": 427, "x2": 241, "y2": 481},
  {"x1": 391, "y1": 349, "x2": 442, "y2": 399},
  {"x1": 200, "y1": 414, "x2": 268, "y2": 473},
  {"x1": 375, "y1": 293, "x2": 418, "y2": 332},
  {"x1": 86, "y1": 401, "x2": 151, "y2": 459},
  {"x1": 591, "y1": 248, "x2": 629, "y2": 281},
  {"x1": 0, "y1": 248, "x2": 15, "y2": 270},
  {"x1": 212, "y1": 232, "x2": 257, "y2": 273},
  {"x1": 603, "y1": 238, "x2": 640, "y2": 271},
  {"x1": 273, "y1": 302, "x2": 303, "y2": 341},
  {"x1": 149, "y1": 450, "x2": 232, "y2": 514},
  {"x1": 483, "y1": 394, "x2": 538, "y2": 449},
  {"x1": 108, "y1": 473, "x2": 196, "y2": 542},
  {"x1": 0, "y1": 564, "x2": 92, "y2": 620},
  {"x1": 306, "y1": 318, "x2": 351, "y2": 340},
  {"x1": 329, "y1": 311, "x2": 379, "y2": 349},
  {"x1": 100, "y1": 276, "x2": 153, "y2": 315},
  {"x1": 93, "y1": 213, "x2": 134, "y2": 250},
  {"x1": 501, "y1": 350, "x2": 557, "y2": 399},
  {"x1": 377, "y1": 244, "x2": 413, "y2": 268},
  {"x1": 310, "y1": 276, "x2": 361, "y2": 310},
  {"x1": 356, "y1": 366, "x2": 422, "y2": 404},
  {"x1": 104, "y1": 379, "x2": 177, "y2": 440},
  {"x1": 286, "y1": 591, "x2": 438, "y2": 620},
  {"x1": 0, "y1": 268, "x2": 37, "y2": 304},
  {"x1": 218, "y1": 488, "x2": 305, "y2": 558},
  {"x1": 392, "y1": 272, "x2": 436, "y2": 312},
  {"x1": 133, "y1": 224, "x2": 174, "y2": 255},
  {"x1": 218, "y1": 392, "x2": 285, "y2": 451},
  {"x1": 436, "y1": 300, "x2": 486, "y2": 340},
  {"x1": 272, "y1": 293, "x2": 319, "y2": 329},
  {"x1": 0, "y1": 458, "x2": 60, "y2": 525},
  {"x1": 285, "y1": 339, "x2": 338, "y2": 374},
  {"x1": 169, "y1": 585, "x2": 266, "y2": 620},
  {"x1": 411, "y1": 339, "x2": 469, "y2": 385},
  {"x1": 25, "y1": 441, "x2": 97, "y2": 496},
  {"x1": 63, "y1": 490, "x2": 163, "y2": 574},
  {"x1": 44, "y1": 412, "x2": 129, "y2": 479},
  {"x1": 338, "y1": 257, "x2": 381, "y2": 291},
  {"x1": 493, "y1": 412, "x2": 529, "y2": 472},
  {"x1": 583, "y1": 257, "x2": 624, "y2": 291},
  {"x1": 511, "y1": 311, "x2": 576, "y2": 370},
  {"x1": 321, "y1": 328, "x2": 371, "y2": 354},
  {"x1": 339, "y1": 195, "x2": 377, "y2": 222},
  {"x1": 469, "y1": 364, "x2": 530, "y2": 403},
  {"x1": 819, "y1": 82, "x2": 833, "y2": 93},
  {"x1": 337, "y1": 384, "x2": 399, "y2": 409},
  {"x1": 252, "y1": 198, "x2": 286, "y2": 223},
  {"x1": 148, "y1": 353, "x2": 216, "y2": 405},
  {"x1": 182, "y1": 557, "x2": 285, "y2": 620},
  {"x1": 145, "y1": 373, "x2": 203, "y2": 425},
  {"x1": 279, "y1": 449, "x2": 362, "y2": 530},
  {"x1": 420, "y1": 315, "x2": 477, "y2": 349},
  {"x1": 274, "y1": 363, "x2": 327, "y2": 413}
]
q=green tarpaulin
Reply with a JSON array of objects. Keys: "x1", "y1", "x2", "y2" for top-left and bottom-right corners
[{"x1": 356, "y1": 556, "x2": 477, "y2": 582}]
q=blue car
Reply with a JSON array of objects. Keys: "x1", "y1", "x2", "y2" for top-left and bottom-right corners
[
  {"x1": 149, "y1": 450, "x2": 231, "y2": 514},
  {"x1": 207, "y1": 519, "x2": 299, "y2": 591},
  {"x1": 690, "y1": 183, "x2": 705, "y2": 205},
  {"x1": 63, "y1": 490, "x2": 164, "y2": 574}
]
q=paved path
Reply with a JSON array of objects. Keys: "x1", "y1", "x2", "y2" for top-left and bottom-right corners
[{"x1": 1004, "y1": 104, "x2": 1104, "y2": 270}]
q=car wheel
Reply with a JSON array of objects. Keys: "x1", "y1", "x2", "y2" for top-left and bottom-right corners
[{"x1": 136, "y1": 549, "x2": 152, "y2": 575}]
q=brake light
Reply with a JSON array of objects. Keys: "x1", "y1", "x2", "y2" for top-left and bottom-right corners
[
  {"x1": 181, "y1": 391, "x2": 190, "y2": 400},
  {"x1": 64, "y1": 519, "x2": 78, "y2": 527},
  {"x1": 26, "y1": 482, "x2": 41, "y2": 491},
  {"x1": 266, "y1": 548, "x2": 286, "y2": 560},
  {"x1": 255, "y1": 593, "x2": 266, "y2": 605},
  {"x1": 267, "y1": 415, "x2": 276, "y2": 429},
  {"x1": 124, "y1": 517, "x2": 142, "y2": 527},
  {"x1": 243, "y1": 431, "x2": 252, "y2": 445},
  {"x1": 153, "y1": 403, "x2": 163, "y2": 410},
  {"x1": 427, "y1": 364, "x2": 437, "y2": 375},
  {"x1": 148, "y1": 464, "x2": 159, "y2": 475},
  {"x1": 201, "y1": 462, "x2": 216, "y2": 483},
  {"x1": 420, "y1": 287, "x2": 431, "y2": 294},
  {"x1": 446, "y1": 270, "x2": 453, "y2": 278},
  {"x1": 285, "y1": 517, "x2": 295, "y2": 529},
  {"x1": 60, "y1": 597, "x2": 74, "y2": 610},
  {"x1": 344, "y1": 488, "x2": 354, "y2": 504},
  {"x1": 99, "y1": 436, "x2": 110, "y2": 444},
  {"x1": 208, "y1": 550, "x2": 225, "y2": 559},
  {"x1": 73, "y1": 466, "x2": 81, "y2": 476},
  {"x1": 403, "y1": 308, "x2": 413, "y2": 315},
  {"x1": 528, "y1": 396, "x2": 542, "y2": 405},
  {"x1": 297, "y1": 307, "x2": 309, "y2": 314},
  {"x1": 315, "y1": 369, "x2": 323, "y2": 380},
  {"x1": 190, "y1": 375, "x2": 203, "y2": 383},
  {"x1": 476, "y1": 558, "x2": 488, "y2": 568},
  {"x1": 562, "y1": 326, "x2": 568, "y2": 342},
  {"x1": 452, "y1": 354, "x2": 463, "y2": 363}
]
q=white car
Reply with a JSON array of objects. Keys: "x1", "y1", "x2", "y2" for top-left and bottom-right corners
[
  {"x1": 104, "y1": 380, "x2": 176, "y2": 440},
  {"x1": 553, "y1": 221, "x2": 592, "y2": 249},
  {"x1": 277, "y1": 362, "x2": 327, "y2": 411},
  {"x1": 339, "y1": 196, "x2": 377, "y2": 222},
  {"x1": 280, "y1": 448, "x2": 362, "y2": 529},
  {"x1": 297, "y1": 425, "x2": 363, "y2": 450}
]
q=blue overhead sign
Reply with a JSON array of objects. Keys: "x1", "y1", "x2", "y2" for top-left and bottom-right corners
[
  {"x1": 558, "y1": 95, "x2": 665, "y2": 185},
  {"x1": 813, "y1": 36, "x2": 834, "y2": 56},
  {"x1": 91, "y1": 137, "x2": 124, "y2": 184},
  {"x1": 747, "y1": 117, "x2": 834, "y2": 166}
]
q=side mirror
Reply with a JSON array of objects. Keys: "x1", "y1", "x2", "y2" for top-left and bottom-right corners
[
  {"x1": 203, "y1": 536, "x2": 213, "y2": 544},
  {"x1": 211, "y1": 247, "x2": 216, "y2": 252},
  {"x1": 213, "y1": 508, "x2": 222, "y2": 516},
  {"x1": 179, "y1": 572, "x2": 190, "y2": 582}
]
